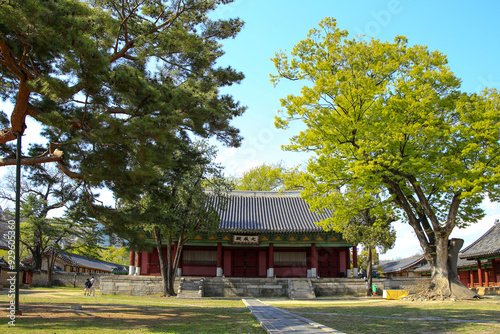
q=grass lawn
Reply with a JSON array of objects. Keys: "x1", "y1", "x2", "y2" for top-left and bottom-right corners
[
  {"x1": 0, "y1": 288, "x2": 265, "y2": 333},
  {"x1": 2, "y1": 288, "x2": 499, "y2": 333},
  {"x1": 265, "y1": 298, "x2": 500, "y2": 334}
]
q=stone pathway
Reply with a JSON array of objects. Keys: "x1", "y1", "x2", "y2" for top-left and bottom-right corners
[{"x1": 243, "y1": 299, "x2": 345, "y2": 334}]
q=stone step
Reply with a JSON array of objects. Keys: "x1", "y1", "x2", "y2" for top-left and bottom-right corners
[
  {"x1": 176, "y1": 278, "x2": 204, "y2": 299},
  {"x1": 180, "y1": 283, "x2": 202, "y2": 289},
  {"x1": 289, "y1": 279, "x2": 316, "y2": 299}
]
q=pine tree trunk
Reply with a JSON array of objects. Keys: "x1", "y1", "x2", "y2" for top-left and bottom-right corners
[
  {"x1": 168, "y1": 241, "x2": 184, "y2": 296},
  {"x1": 153, "y1": 226, "x2": 170, "y2": 297},
  {"x1": 47, "y1": 252, "x2": 55, "y2": 287},
  {"x1": 33, "y1": 247, "x2": 42, "y2": 270},
  {"x1": 168, "y1": 266, "x2": 176, "y2": 296},
  {"x1": 33, "y1": 229, "x2": 43, "y2": 270},
  {"x1": 165, "y1": 237, "x2": 175, "y2": 297}
]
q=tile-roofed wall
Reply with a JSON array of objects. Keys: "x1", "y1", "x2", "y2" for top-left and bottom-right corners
[
  {"x1": 214, "y1": 191, "x2": 331, "y2": 233},
  {"x1": 380, "y1": 255, "x2": 425, "y2": 274},
  {"x1": 58, "y1": 252, "x2": 128, "y2": 272},
  {"x1": 460, "y1": 220, "x2": 500, "y2": 259}
]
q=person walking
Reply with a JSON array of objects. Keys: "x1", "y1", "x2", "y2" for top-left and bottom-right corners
[
  {"x1": 90, "y1": 276, "x2": 96, "y2": 296},
  {"x1": 84, "y1": 278, "x2": 91, "y2": 296}
]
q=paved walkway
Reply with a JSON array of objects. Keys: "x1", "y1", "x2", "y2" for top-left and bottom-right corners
[{"x1": 243, "y1": 299, "x2": 345, "y2": 334}]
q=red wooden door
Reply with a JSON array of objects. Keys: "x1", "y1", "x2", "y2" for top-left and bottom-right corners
[
  {"x1": 318, "y1": 248, "x2": 340, "y2": 277},
  {"x1": 232, "y1": 249, "x2": 259, "y2": 277}
]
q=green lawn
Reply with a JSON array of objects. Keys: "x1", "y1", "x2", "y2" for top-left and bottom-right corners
[
  {"x1": 2, "y1": 288, "x2": 499, "y2": 333},
  {"x1": 265, "y1": 298, "x2": 500, "y2": 334},
  {"x1": 0, "y1": 288, "x2": 264, "y2": 334}
]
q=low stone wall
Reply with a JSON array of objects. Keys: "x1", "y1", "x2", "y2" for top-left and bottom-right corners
[
  {"x1": 382, "y1": 277, "x2": 431, "y2": 292},
  {"x1": 473, "y1": 286, "x2": 500, "y2": 295},
  {"x1": 100, "y1": 276, "x2": 431, "y2": 297},
  {"x1": 31, "y1": 272, "x2": 114, "y2": 288},
  {"x1": 312, "y1": 278, "x2": 372, "y2": 296},
  {"x1": 100, "y1": 275, "x2": 182, "y2": 296}
]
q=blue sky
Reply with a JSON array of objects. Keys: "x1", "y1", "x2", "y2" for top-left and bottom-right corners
[
  {"x1": 2, "y1": 0, "x2": 500, "y2": 260},
  {"x1": 211, "y1": 0, "x2": 500, "y2": 174},
  {"x1": 210, "y1": 0, "x2": 500, "y2": 259}
]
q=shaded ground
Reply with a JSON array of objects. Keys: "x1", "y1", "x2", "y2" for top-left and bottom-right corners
[{"x1": 0, "y1": 289, "x2": 264, "y2": 334}]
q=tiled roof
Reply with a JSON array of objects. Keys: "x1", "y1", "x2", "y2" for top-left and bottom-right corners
[
  {"x1": 214, "y1": 191, "x2": 332, "y2": 233},
  {"x1": 415, "y1": 257, "x2": 478, "y2": 272},
  {"x1": 460, "y1": 220, "x2": 500, "y2": 259},
  {"x1": 57, "y1": 252, "x2": 128, "y2": 273},
  {"x1": 0, "y1": 236, "x2": 9, "y2": 250},
  {"x1": 380, "y1": 255, "x2": 426, "y2": 274}
]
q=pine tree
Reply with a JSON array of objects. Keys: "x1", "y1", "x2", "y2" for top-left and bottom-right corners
[{"x1": 0, "y1": 0, "x2": 246, "y2": 192}]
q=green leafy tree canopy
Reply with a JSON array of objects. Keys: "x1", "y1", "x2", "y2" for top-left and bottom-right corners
[{"x1": 271, "y1": 17, "x2": 500, "y2": 298}]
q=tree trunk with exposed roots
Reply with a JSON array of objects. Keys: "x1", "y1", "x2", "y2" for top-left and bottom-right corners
[{"x1": 415, "y1": 238, "x2": 476, "y2": 300}]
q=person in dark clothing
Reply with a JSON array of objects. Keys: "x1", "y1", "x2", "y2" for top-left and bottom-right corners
[{"x1": 84, "y1": 278, "x2": 92, "y2": 296}]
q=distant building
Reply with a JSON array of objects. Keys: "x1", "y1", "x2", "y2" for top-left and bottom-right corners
[
  {"x1": 24, "y1": 251, "x2": 129, "y2": 274},
  {"x1": 380, "y1": 255, "x2": 426, "y2": 277},
  {"x1": 459, "y1": 220, "x2": 500, "y2": 287}
]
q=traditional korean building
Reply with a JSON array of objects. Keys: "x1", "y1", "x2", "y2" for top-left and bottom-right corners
[
  {"x1": 24, "y1": 251, "x2": 129, "y2": 274},
  {"x1": 459, "y1": 220, "x2": 500, "y2": 287},
  {"x1": 129, "y1": 191, "x2": 358, "y2": 278}
]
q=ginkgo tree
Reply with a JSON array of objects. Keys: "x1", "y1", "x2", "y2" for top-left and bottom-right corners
[{"x1": 271, "y1": 17, "x2": 500, "y2": 299}]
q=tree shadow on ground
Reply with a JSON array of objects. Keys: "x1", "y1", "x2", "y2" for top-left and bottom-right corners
[{"x1": 2, "y1": 302, "x2": 265, "y2": 334}]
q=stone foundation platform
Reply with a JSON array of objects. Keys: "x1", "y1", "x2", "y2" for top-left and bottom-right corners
[{"x1": 100, "y1": 276, "x2": 431, "y2": 297}]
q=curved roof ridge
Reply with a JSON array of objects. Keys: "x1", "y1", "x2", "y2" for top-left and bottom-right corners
[
  {"x1": 459, "y1": 221, "x2": 500, "y2": 259},
  {"x1": 214, "y1": 191, "x2": 332, "y2": 233}
]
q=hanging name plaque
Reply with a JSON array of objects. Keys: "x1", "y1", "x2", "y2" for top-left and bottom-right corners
[{"x1": 232, "y1": 235, "x2": 259, "y2": 244}]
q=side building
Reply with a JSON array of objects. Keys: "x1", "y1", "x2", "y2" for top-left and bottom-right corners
[
  {"x1": 459, "y1": 220, "x2": 500, "y2": 288},
  {"x1": 129, "y1": 191, "x2": 358, "y2": 278}
]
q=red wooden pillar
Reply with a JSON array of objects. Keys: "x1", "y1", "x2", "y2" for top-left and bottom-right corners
[
  {"x1": 145, "y1": 252, "x2": 151, "y2": 275},
  {"x1": 352, "y1": 246, "x2": 358, "y2": 277},
  {"x1": 259, "y1": 250, "x2": 267, "y2": 277},
  {"x1": 223, "y1": 250, "x2": 232, "y2": 277},
  {"x1": 491, "y1": 259, "x2": 498, "y2": 286},
  {"x1": 339, "y1": 250, "x2": 346, "y2": 276},
  {"x1": 345, "y1": 247, "x2": 351, "y2": 277},
  {"x1": 469, "y1": 270, "x2": 474, "y2": 288},
  {"x1": 216, "y1": 242, "x2": 223, "y2": 277},
  {"x1": 311, "y1": 243, "x2": 318, "y2": 278},
  {"x1": 129, "y1": 251, "x2": 135, "y2": 275},
  {"x1": 135, "y1": 251, "x2": 142, "y2": 275},
  {"x1": 477, "y1": 259, "x2": 483, "y2": 287},
  {"x1": 268, "y1": 243, "x2": 274, "y2": 277},
  {"x1": 485, "y1": 265, "x2": 490, "y2": 287}
]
